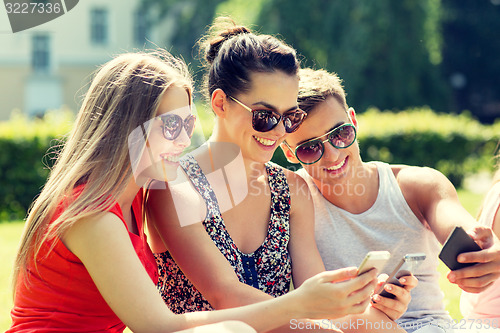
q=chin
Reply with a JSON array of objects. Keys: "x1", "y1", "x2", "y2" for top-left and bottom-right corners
[{"x1": 144, "y1": 163, "x2": 180, "y2": 183}]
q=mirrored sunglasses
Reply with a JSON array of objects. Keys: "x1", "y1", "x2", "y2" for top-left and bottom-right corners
[
  {"x1": 289, "y1": 123, "x2": 356, "y2": 165},
  {"x1": 160, "y1": 113, "x2": 196, "y2": 140},
  {"x1": 229, "y1": 96, "x2": 307, "y2": 133}
]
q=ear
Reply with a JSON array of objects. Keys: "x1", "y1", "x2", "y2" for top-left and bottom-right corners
[
  {"x1": 347, "y1": 107, "x2": 358, "y2": 129},
  {"x1": 211, "y1": 88, "x2": 227, "y2": 118},
  {"x1": 280, "y1": 142, "x2": 300, "y2": 164}
]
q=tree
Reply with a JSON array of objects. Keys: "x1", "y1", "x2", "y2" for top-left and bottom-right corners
[
  {"x1": 441, "y1": 0, "x2": 500, "y2": 122},
  {"x1": 139, "y1": 0, "x2": 222, "y2": 91},
  {"x1": 257, "y1": 0, "x2": 451, "y2": 113}
]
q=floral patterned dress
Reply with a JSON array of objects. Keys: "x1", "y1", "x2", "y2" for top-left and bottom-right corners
[{"x1": 155, "y1": 154, "x2": 292, "y2": 314}]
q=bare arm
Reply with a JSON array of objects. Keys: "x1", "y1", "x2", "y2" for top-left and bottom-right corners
[
  {"x1": 146, "y1": 176, "x2": 383, "y2": 332},
  {"x1": 286, "y1": 170, "x2": 329, "y2": 286},
  {"x1": 63, "y1": 210, "x2": 382, "y2": 332},
  {"x1": 398, "y1": 166, "x2": 500, "y2": 293},
  {"x1": 146, "y1": 183, "x2": 276, "y2": 309}
]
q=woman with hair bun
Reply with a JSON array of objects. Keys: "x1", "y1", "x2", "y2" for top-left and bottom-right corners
[
  {"x1": 7, "y1": 50, "x2": 380, "y2": 333},
  {"x1": 147, "y1": 18, "x2": 412, "y2": 332}
]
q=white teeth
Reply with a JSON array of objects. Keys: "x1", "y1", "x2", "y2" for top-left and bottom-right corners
[
  {"x1": 163, "y1": 154, "x2": 180, "y2": 162},
  {"x1": 327, "y1": 158, "x2": 346, "y2": 171},
  {"x1": 254, "y1": 136, "x2": 276, "y2": 146}
]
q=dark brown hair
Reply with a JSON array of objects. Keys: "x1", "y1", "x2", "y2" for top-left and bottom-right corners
[{"x1": 199, "y1": 17, "x2": 299, "y2": 101}]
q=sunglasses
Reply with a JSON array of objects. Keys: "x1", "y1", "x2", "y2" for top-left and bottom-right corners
[
  {"x1": 229, "y1": 96, "x2": 307, "y2": 133},
  {"x1": 160, "y1": 113, "x2": 196, "y2": 140},
  {"x1": 285, "y1": 123, "x2": 357, "y2": 165}
]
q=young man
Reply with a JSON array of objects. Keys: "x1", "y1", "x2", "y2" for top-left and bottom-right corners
[{"x1": 281, "y1": 68, "x2": 500, "y2": 333}]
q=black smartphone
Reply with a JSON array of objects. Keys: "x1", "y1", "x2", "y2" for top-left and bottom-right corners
[
  {"x1": 438, "y1": 226, "x2": 482, "y2": 271},
  {"x1": 374, "y1": 253, "x2": 426, "y2": 299}
]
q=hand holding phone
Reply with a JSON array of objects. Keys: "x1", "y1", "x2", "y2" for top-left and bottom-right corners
[
  {"x1": 438, "y1": 226, "x2": 482, "y2": 271},
  {"x1": 375, "y1": 253, "x2": 426, "y2": 299},
  {"x1": 357, "y1": 251, "x2": 391, "y2": 275}
]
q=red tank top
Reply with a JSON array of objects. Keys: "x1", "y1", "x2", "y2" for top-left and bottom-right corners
[{"x1": 7, "y1": 190, "x2": 158, "y2": 332}]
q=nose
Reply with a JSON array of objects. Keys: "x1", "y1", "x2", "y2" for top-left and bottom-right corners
[
  {"x1": 174, "y1": 127, "x2": 192, "y2": 149},
  {"x1": 323, "y1": 140, "x2": 341, "y2": 161},
  {"x1": 272, "y1": 118, "x2": 287, "y2": 138}
]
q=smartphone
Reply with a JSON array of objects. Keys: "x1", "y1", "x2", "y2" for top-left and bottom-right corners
[
  {"x1": 375, "y1": 253, "x2": 426, "y2": 299},
  {"x1": 439, "y1": 226, "x2": 482, "y2": 271},
  {"x1": 357, "y1": 251, "x2": 391, "y2": 275}
]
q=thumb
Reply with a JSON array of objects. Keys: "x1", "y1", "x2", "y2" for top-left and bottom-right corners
[
  {"x1": 376, "y1": 273, "x2": 389, "y2": 287},
  {"x1": 319, "y1": 267, "x2": 358, "y2": 283}
]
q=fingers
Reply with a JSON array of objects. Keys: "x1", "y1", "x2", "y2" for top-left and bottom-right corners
[
  {"x1": 376, "y1": 273, "x2": 389, "y2": 286},
  {"x1": 399, "y1": 275, "x2": 418, "y2": 291},
  {"x1": 468, "y1": 226, "x2": 497, "y2": 249},
  {"x1": 318, "y1": 267, "x2": 358, "y2": 283},
  {"x1": 371, "y1": 282, "x2": 410, "y2": 321},
  {"x1": 447, "y1": 260, "x2": 500, "y2": 292},
  {"x1": 458, "y1": 245, "x2": 500, "y2": 264},
  {"x1": 371, "y1": 300, "x2": 401, "y2": 321},
  {"x1": 451, "y1": 272, "x2": 497, "y2": 293},
  {"x1": 458, "y1": 281, "x2": 495, "y2": 293},
  {"x1": 346, "y1": 273, "x2": 379, "y2": 304}
]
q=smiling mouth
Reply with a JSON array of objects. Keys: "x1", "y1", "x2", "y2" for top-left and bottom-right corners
[
  {"x1": 161, "y1": 153, "x2": 181, "y2": 163},
  {"x1": 326, "y1": 157, "x2": 347, "y2": 171},
  {"x1": 253, "y1": 135, "x2": 276, "y2": 147}
]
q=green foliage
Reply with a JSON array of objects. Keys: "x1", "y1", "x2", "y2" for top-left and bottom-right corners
[
  {"x1": 257, "y1": 0, "x2": 452, "y2": 114},
  {"x1": 0, "y1": 110, "x2": 74, "y2": 221},
  {"x1": 272, "y1": 108, "x2": 500, "y2": 186},
  {"x1": 1, "y1": 106, "x2": 497, "y2": 220},
  {"x1": 441, "y1": 0, "x2": 500, "y2": 122}
]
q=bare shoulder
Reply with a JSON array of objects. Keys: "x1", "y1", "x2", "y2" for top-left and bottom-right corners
[
  {"x1": 146, "y1": 174, "x2": 206, "y2": 229},
  {"x1": 62, "y1": 211, "x2": 129, "y2": 257},
  {"x1": 391, "y1": 164, "x2": 460, "y2": 224},
  {"x1": 392, "y1": 164, "x2": 453, "y2": 192}
]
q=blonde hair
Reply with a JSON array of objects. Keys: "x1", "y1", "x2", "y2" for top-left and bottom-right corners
[
  {"x1": 297, "y1": 68, "x2": 348, "y2": 114},
  {"x1": 12, "y1": 51, "x2": 192, "y2": 291}
]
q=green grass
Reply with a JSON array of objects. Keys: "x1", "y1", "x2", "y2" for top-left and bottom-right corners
[{"x1": 0, "y1": 189, "x2": 485, "y2": 330}]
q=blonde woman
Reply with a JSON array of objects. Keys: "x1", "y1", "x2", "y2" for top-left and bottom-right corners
[
  {"x1": 461, "y1": 149, "x2": 500, "y2": 326},
  {"x1": 7, "y1": 51, "x2": 369, "y2": 333}
]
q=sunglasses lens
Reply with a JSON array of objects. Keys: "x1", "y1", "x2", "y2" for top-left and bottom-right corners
[
  {"x1": 184, "y1": 115, "x2": 196, "y2": 138},
  {"x1": 329, "y1": 125, "x2": 356, "y2": 148},
  {"x1": 252, "y1": 110, "x2": 279, "y2": 132},
  {"x1": 296, "y1": 141, "x2": 324, "y2": 164},
  {"x1": 162, "y1": 114, "x2": 182, "y2": 140},
  {"x1": 283, "y1": 110, "x2": 306, "y2": 133}
]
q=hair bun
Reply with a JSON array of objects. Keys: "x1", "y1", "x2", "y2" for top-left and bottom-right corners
[{"x1": 205, "y1": 19, "x2": 251, "y2": 64}]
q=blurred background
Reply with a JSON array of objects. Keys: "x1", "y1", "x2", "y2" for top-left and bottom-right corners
[
  {"x1": 0, "y1": 0, "x2": 499, "y2": 327},
  {"x1": 1, "y1": 0, "x2": 500, "y2": 121}
]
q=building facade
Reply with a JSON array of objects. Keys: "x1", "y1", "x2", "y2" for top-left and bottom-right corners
[{"x1": 0, "y1": 0, "x2": 160, "y2": 120}]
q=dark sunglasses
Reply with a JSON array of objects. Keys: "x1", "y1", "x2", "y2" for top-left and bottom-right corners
[
  {"x1": 229, "y1": 96, "x2": 307, "y2": 133},
  {"x1": 160, "y1": 113, "x2": 196, "y2": 140},
  {"x1": 285, "y1": 123, "x2": 356, "y2": 165}
]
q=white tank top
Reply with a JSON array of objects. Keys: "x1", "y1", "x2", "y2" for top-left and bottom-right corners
[
  {"x1": 460, "y1": 181, "x2": 500, "y2": 324},
  {"x1": 297, "y1": 162, "x2": 451, "y2": 332}
]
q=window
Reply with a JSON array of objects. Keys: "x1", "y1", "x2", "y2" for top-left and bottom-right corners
[
  {"x1": 91, "y1": 8, "x2": 108, "y2": 45},
  {"x1": 134, "y1": 9, "x2": 151, "y2": 45},
  {"x1": 32, "y1": 34, "x2": 50, "y2": 72}
]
